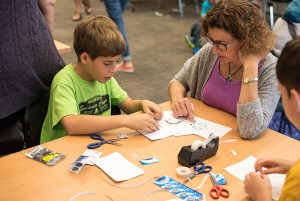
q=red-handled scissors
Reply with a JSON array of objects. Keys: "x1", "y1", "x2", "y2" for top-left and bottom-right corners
[{"x1": 209, "y1": 172, "x2": 230, "y2": 199}]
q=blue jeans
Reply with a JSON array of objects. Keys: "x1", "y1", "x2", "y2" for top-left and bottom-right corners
[{"x1": 104, "y1": 0, "x2": 131, "y2": 61}]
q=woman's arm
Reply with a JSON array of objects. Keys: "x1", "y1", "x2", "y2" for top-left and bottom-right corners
[{"x1": 237, "y1": 54, "x2": 280, "y2": 139}]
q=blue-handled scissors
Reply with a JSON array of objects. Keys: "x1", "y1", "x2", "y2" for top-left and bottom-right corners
[
  {"x1": 184, "y1": 161, "x2": 213, "y2": 182},
  {"x1": 209, "y1": 172, "x2": 230, "y2": 199},
  {"x1": 87, "y1": 134, "x2": 121, "y2": 149}
]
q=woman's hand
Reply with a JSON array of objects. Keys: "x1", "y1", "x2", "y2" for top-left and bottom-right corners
[
  {"x1": 238, "y1": 50, "x2": 262, "y2": 69},
  {"x1": 171, "y1": 97, "x2": 195, "y2": 122}
]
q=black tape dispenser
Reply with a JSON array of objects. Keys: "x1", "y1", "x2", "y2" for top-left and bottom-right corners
[{"x1": 177, "y1": 133, "x2": 219, "y2": 167}]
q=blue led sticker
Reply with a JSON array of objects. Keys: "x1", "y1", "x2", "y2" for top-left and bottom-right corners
[{"x1": 140, "y1": 157, "x2": 159, "y2": 165}]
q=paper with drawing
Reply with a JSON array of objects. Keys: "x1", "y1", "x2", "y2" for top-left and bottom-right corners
[{"x1": 140, "y1": 111, "x2": 232, "y2": 140}]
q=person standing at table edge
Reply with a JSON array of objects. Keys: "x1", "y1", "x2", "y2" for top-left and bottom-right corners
[
  {"x1": 168, "y1": 0, "x2": 279, "y2": 139},
  {"x1": 244, "y1": 36, "x2": 300, "y2": 201},
  {"x1": 40, "y1": 15, "x2": 162, "y2": 143},
  {"x1": 0, "y1": 0, "x2": 65, "y2": 155},
  {"x1": 103, "y1": 0, "x2": 134, "y2": 73}
]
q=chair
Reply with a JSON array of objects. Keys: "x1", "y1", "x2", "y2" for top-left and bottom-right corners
[
  {"x1": 0, "y1": 119, "x2": 24, "y2": 156},
  {"x1": 23, "y1": 92, "x2": 50, "y2": 148},
  {"x1": 111, "y1": 105, "x2": 121, "y2": 115}
]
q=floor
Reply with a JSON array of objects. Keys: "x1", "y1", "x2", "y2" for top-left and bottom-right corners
[{"x1": 54, "y1": 0, "x2": 200, "y2": 105}]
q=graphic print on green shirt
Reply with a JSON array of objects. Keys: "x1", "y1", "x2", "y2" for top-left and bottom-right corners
[{"x1": 79, "y1": 95, "x2": 110, "y2": 115}]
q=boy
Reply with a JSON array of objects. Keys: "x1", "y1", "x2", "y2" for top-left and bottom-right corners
[
  {"x1": 40, "y1": 16, "x2": 162, "y2": 143},
  {"x1": 243, "y1": 36, "x2": 300, "y2": 200}
]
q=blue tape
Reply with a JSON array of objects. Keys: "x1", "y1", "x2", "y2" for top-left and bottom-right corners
[{"x1": 154, "y1": 175, "x2": 203, "y2": 201}]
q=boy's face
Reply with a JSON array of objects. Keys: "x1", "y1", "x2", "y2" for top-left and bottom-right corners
[
  {"x1": 278, "y1": 81, "x2": 300, "y2": 130},
  {"x1": 83, "y1": 55, "x2": 121, "y2": 83}
]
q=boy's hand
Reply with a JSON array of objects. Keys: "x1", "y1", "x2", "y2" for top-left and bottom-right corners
[
  {"x1": 123, "y1": 113, "x2": 160, "y2": 133},
  {"x1": 254, "y1": 158, "x2": 294, "y2": 175},
  {"x1": 141, "y1": 100, "x2": 163, "y2": 120},
  {"x1": 243, "y1": 172, "x2": 272, "y2": 201}
]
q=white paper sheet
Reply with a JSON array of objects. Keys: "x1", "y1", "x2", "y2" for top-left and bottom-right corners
[
  {"x1": 92, "y1": 152, "x2": 144, "y2": 181},
  {"x1": 224, "y1": 156, "x2": 286, "y2": 200},
  {"x1": 140, "y1": 111, "x2": 232, "y2": 140}
]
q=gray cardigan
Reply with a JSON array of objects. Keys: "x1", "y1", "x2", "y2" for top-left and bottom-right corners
[{"x1": 171, "y1": 44, "x2": 280, "y2": 139}]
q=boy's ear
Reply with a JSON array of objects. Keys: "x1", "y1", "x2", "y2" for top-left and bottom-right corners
[
  {"x1": 80, "y1": 52, "x2": 89, "y2": 64},
  {"x1": 290, "y1": 89, "x2": 300, "y2": 112}
]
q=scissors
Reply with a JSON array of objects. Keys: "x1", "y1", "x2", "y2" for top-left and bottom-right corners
[
  {"x1": 184, "y1": 161, "x2": 213, "y2": 182},
  {"x1": 87, "y1": 134, "x2": 121, "y2": 149},
  {"x1": 209, "y1": 172, "x2": 230, "y2": 199}
]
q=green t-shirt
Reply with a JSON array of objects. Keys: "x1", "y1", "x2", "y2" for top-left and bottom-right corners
[{"x1": 40, "y1": 64, "x2": 127, "y2": 143}]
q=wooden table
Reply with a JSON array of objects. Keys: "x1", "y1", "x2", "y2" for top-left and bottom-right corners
[
  {"x1": 54, "y1": 40, "x2": 71, "y2": 54},
  {"x1": 1, "y1": 98, "x2": 299, "y2": 201}
]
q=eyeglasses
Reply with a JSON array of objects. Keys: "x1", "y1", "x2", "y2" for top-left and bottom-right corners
[{"x1": 205, "y1": 34, "x2": 234, "y2": 51}]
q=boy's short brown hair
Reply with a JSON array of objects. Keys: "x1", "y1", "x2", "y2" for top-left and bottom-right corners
[
  {"x1": 202, "y1": 0, "x2": 275, "y2": 57},
  {"x1": 73, "y1": 15, "x2": 126, "y2": 60},
  {"x1": 277, "y1": 36, "x2": 300, "y2": 97}
]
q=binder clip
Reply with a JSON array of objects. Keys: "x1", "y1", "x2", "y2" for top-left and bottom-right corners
[{"x1": 177, "y1": 134, "x2": 219, "y2": 167}]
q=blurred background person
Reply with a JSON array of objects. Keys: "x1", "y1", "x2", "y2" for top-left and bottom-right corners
[
  {"x1": 268, "y1": 0, "x2": 300, "y2": 140},
  {"x1": 273, "y1": 0, "x2": 300, "y2": 56},
  {"x1": 103, "y1": 0, "x2": 134, "y2": 73},
  {"x1": 38, "y1": 0, "x2": 56, "y2": 34},
  {"x1": 72, "y1": 0, "x2": 93, "y2": 21}
]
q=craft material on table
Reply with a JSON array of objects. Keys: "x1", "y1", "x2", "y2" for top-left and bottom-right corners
[
  {"x1": 224, "y1": 156, "x2": 286, "y2": 200},
  {"x1": 69, "y1": 162, "x2": 85, "y2": 173},
  {"x1": 176, "y1": 167, "x2": 192, "y2": 179},
  {"x1": 25, "y1": 145, "x2": 65, "y2": 166},
  {"x1": 154, "y1": 175, "x2": 204, "y2": 201},
  {"x1": 139, "y1": 157, "x2": 159, "y2": 165},
  {"x1": 87, "y1": 134, "x2": 121, "y2": 149},
  {"x1": 208, "y1": 172, "x2": 230, "y2": 199},
  {"x1": 184, "y1": 162, "x2": 212, "y2": 182},
  {"x1": 74, "y1": 149, "x2": 103, "y2": 165},
  {"x1": 140, "y1": 111, "x2": 231, "y2": 140},
  {"x1": 93, "y1": 152, "x2": 144, "y2": 181}
]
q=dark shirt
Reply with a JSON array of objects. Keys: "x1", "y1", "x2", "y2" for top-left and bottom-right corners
[{"x1": 0, "y1": 0, "x2": 65, "y2": 121}]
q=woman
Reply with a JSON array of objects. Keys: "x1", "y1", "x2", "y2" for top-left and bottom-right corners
[{"x1": 168, "y1": 0, "x2": 280, "y2": 139}]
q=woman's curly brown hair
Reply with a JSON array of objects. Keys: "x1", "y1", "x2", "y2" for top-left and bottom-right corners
[{"x1": 202, "y1": 0, "x2": 275, "y2": 56}]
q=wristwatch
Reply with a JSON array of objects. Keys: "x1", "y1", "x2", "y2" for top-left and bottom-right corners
[{"x1": 241, "y1": 77, "x2": 258, "y2": 84}]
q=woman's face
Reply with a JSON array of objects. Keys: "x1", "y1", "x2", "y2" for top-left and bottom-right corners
[{"x1": 206, "y1": 27, "x2": 243, "y2": 62}]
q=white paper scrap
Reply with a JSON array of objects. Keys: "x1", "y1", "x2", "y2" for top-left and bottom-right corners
[
  {"x1": 224, "y1": 156, "x2": 286, "y2": 200},
  {"x1": 93, "y1": 152, "x2": 144, "y2": 181}
]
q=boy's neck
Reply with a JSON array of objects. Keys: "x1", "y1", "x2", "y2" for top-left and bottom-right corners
[{"x1": 73, "y1": 62, "x2": 94, "y2": 81}]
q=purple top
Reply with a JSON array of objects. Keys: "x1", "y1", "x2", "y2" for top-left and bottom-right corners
[{"x1": 201, "y1": 58, "x2": 264, "y2": 115}]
